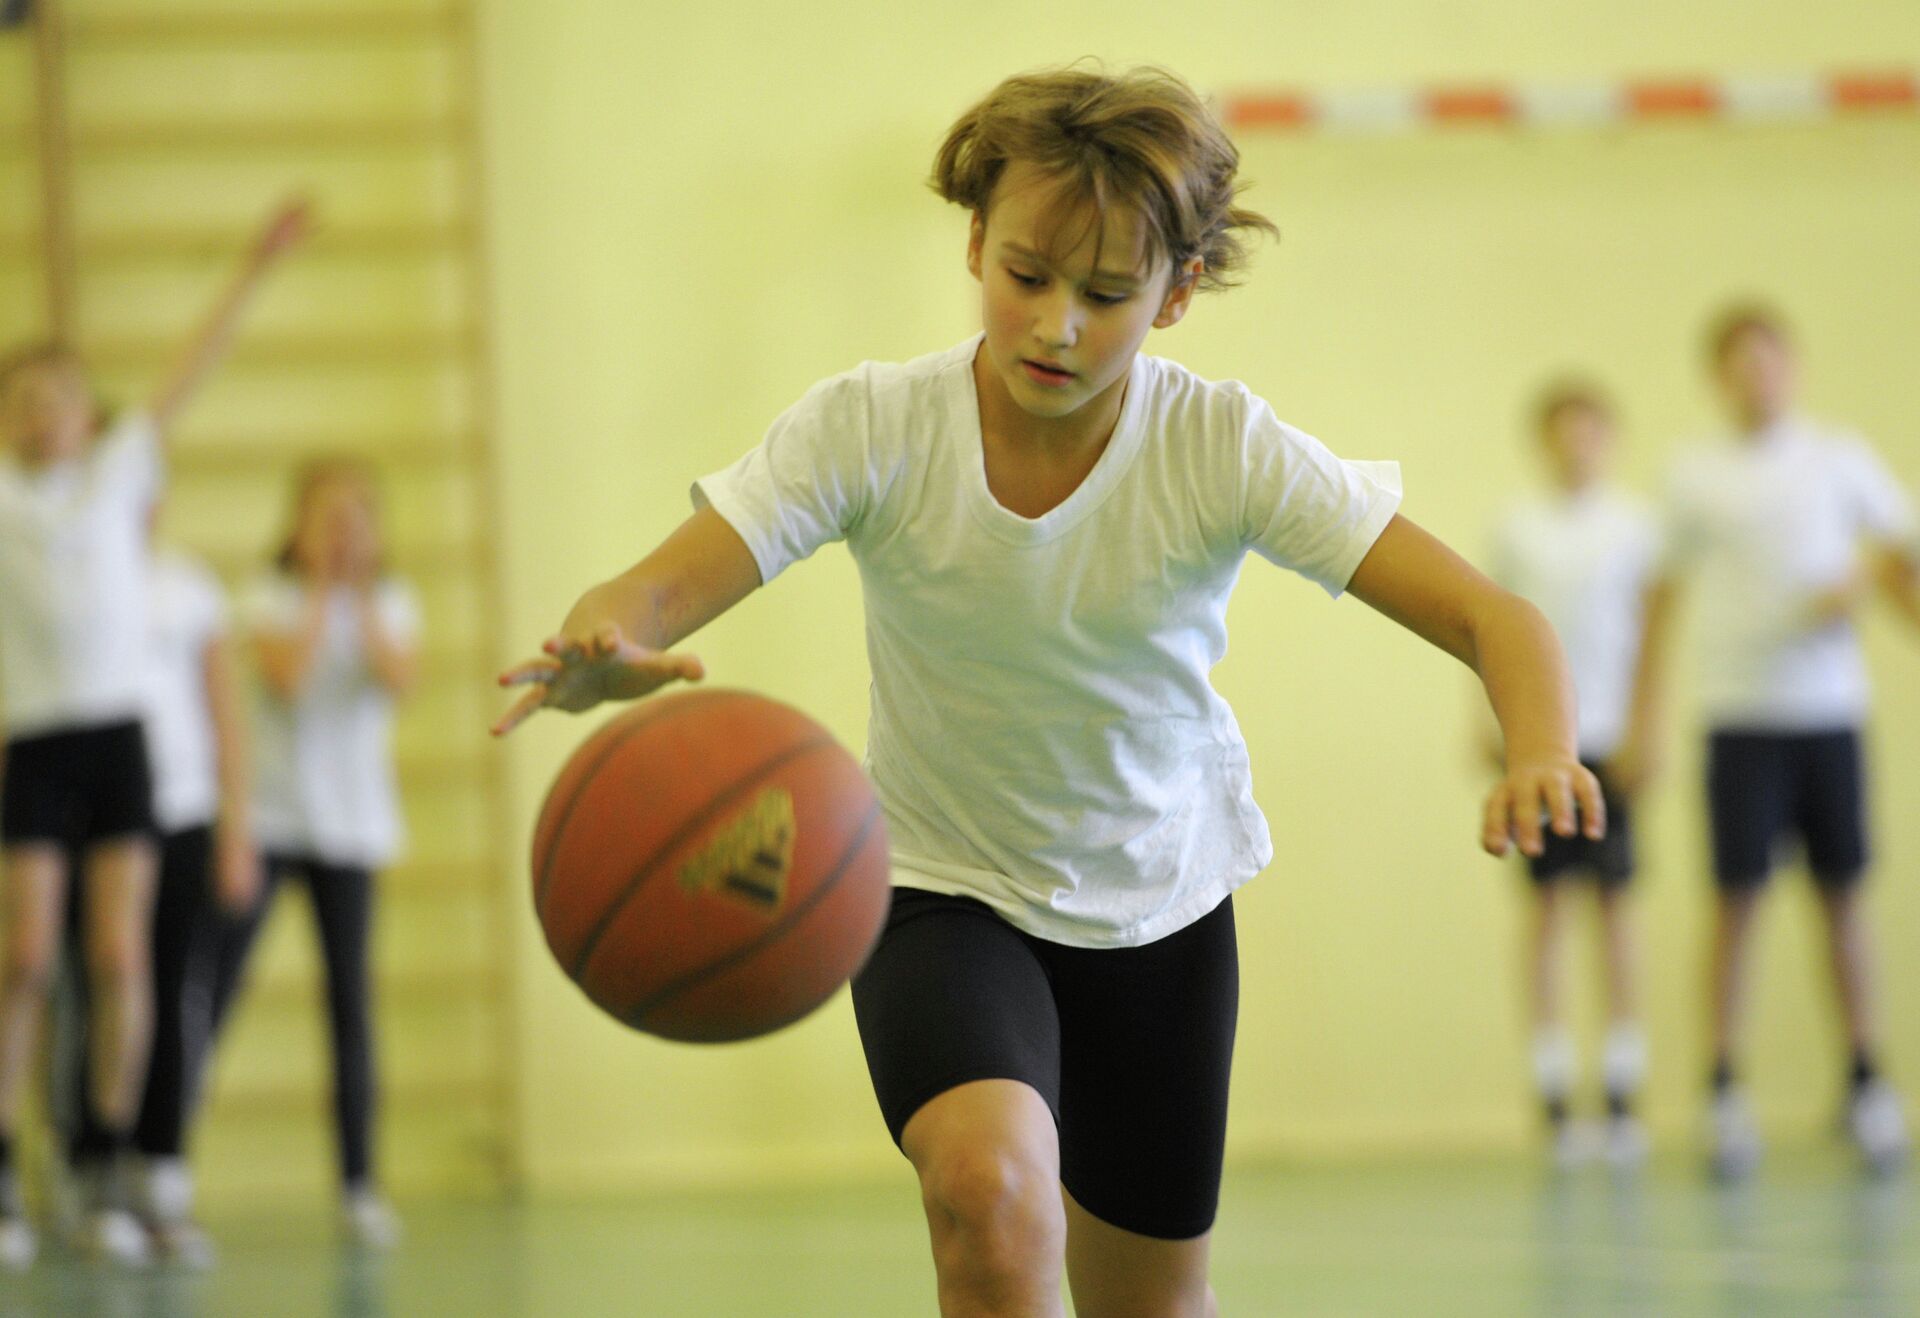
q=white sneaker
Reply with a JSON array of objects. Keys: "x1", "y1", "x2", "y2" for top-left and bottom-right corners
[
  {"x1": 0, "y1": 1214, "x2": 35, "y2": 1272},
  {"x1": 1849, "y1": 1080, "x2": 1910, "y2": 1176},
  {"x1": 342, "y1": 1188, "x2": 401, "y2": 1251},
  {"x1": 140, "y1": 1158, "x2": 215, "y2": 1268},
  {"x1": 82, "y1": 1208, "x2": 152, "y2": 1268},
  {"x1": 1551, "y1": 1118, "x2": 1603, "y2": 1169},
  {"x1": 1604, "y1": 1115, "x2": 1649, "y2": 1170},
  {"x1": 1709, "y1": 1088, "x2": 1763, "y2": 1181}
]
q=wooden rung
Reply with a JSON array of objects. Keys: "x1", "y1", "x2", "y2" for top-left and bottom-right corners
[
  {"x1": 73, "y1": 117, "x2": 465, "y2": 154},
  {"x1": 81, "y1": 221, "x2": 471, "y2": 262},
  {"x1": 66, "y1": 9, "x2": 459, "y2": 45},
  {"x1": 171, "y1": 433, "x2": 474, "y2": 475},
  {"x1": 203, "y1": 1072, "x2": 501, "y2": 1123},
  {"x1": 87, "y1": 329, "x2": 469, "y2": 369},
  {"x1": 241, "y1": 961, "x2": 502, "y2": 1011},
  {"x1": 201, "y1": 541, "x2": 484, "y2": 580}
]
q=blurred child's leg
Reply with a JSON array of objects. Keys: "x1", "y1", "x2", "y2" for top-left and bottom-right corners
[
  {"x1": 903, "y1": 1079, "x2": 1066, "y2": 1318},
  {"x1": 1815, "y1": 882, "x2": 1878, "y2": 1065},
  {"x1": 135, "y1": 827, "x2": 214, "y2": 1163},
  {"x1": 0, "y1": 845, "x2": 68, "y2": 1132},
  {"x1": 1527, "y1": 882, "x2": 1577, "y2": 1140},
  {"x1": 78, "y1": 838, "x2": 157, "y2": 1136},
  {"x1": 1707, "y1": 887, "x2": 1762, "y2": 1076},
  {"x1": 302, "y1": 861, "x2": 377, "y2": 1192}
]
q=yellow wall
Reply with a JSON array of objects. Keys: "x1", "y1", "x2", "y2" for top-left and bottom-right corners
[{"x1": 479, "y1": 0, "x2": 1920, "y2": 1192}]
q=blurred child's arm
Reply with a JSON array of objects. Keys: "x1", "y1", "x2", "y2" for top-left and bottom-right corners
[
  {"x1": 1345, "y1": 514, "x2": 1602, "y2": 859},
  {"x1": 492, "y1": 506, "x2": 760, "y2": 736},
  {"x1": 1609, "y1": 576, "x2": 1676, "y2": 795},
  {"x1": 202, "y1": 632, "x2": 262, "y2": 914},
  {"x1": 354, "y1": 590, "x2": 420, "y2": 697},
  {"x1": 147, "y1": 198, "x2": 311, "y2": 435},
  {"x1": 254, "y1": 588, "x2": 332, "y2": 699},
  {"x1": 1872, "y1": 542, "x2": 1920, "y2": 632}
]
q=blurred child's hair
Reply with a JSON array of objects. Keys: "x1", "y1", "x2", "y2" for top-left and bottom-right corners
[
  {"x1": 0, "y1": 340, "x2": 84, "y2": 395},
  {"x1": 1704, "y1": 301, "x2": 1791, "y2": 365},
  {"x1": 274, "y1": 455, "x2": 386, "y2": 574},
  {"x1": 1532, "y1": 377, "x2": 1614, "y2": 435},
  {"x1": 932, "y1": 65, "x2": 1277, "y2": 292}
]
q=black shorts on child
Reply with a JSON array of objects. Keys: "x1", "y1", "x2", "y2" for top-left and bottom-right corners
[
  {"x1": 1, "y1": 719, "x2": 155, "y2": 847},
  {"x1": 850, "y1": 886, "x2": 1238, "y2": 1241},
  {"x1": 1707, "y1": 727, "x2": 1867, "y2": 889},
  {"x1": 1528, "y1": 759, "x2": 1634, "y2": 886}
]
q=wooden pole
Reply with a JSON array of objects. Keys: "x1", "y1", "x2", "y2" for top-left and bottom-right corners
[{"x1": 29, "y1": 0, "x2": 77, "y2": 342}]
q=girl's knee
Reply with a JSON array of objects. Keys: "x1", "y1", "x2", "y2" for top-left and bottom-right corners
[{"x1": 920, "y1": 1142, "x2": 1064, "y2": 1251}]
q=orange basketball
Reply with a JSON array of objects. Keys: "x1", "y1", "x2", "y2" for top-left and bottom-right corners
[{"x1": 531, "y1": 689, "x2": 891, "y2": 1043}]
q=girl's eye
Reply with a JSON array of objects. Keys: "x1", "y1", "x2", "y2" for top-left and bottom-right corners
[
  {"x1": 1086, "y1": 291, "x2": 1128, "y2": 307},
  {"x1": 1008, "y1": 270, "x2": 1043, "y2": 288}
]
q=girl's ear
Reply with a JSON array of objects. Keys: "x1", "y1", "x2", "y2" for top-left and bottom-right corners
[
  {"x1": 967, "y1": 212, "x2": 986, "y2": 282},
  {"x1": 1153, "y1": 257, "x2": 1204, "y2": 330}
]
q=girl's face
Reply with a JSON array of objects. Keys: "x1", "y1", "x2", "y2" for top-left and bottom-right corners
[
  {"x1": 967, "y1": 162, "x2": 1200, "y2": 428},
  {"x1": 1541, "y1": 404, "x2": 1614, "y2": 491},
  {"x1": 0, "y1": 360, "x2": 95, "y2": 466},
  {"x1": 1716, "y1": 326, "x2": 1795, "y2": 429},
  {"x1": 294, "y1": 472, "x2": 381, "y2": 581}
]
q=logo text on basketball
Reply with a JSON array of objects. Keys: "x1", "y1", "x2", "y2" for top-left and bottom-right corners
[{"x1": 678, "y1": 788, "x2": 796, "y2": 914}]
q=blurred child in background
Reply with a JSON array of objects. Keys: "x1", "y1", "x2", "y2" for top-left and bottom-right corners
[
  {"x1": 204, "y1": 458, "x2": 418, "y2": 1249},
  {"x1": 0, "y1": 200, "x2": 306, "y2": 1270},
  {"x1": 1634, "y1": 305, "x2": 1920, "y2": 1179},
  {"x1": 59, "y1": 516, "x2": 257, "y2": 1268},
  {"x1": 1485, "y1": 382, "x2": 1660, "y2": 1168}
]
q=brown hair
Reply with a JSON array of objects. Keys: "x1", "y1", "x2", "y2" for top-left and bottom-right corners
[
  {"x1": 0, "y1": 340, "x2": 85, "y2": 395},
  {"x1": 1532, "y1": 377, "x2": 1614, "y2": 435},
  {"x1": 932, "y1": 65, "x2": 1277, "y2": 292},
  {"x1": 274, "y1": 455, "x2": 386, "y2": 575},
  {"x1": 1705, "y1": 301, "x2": 1791, "y2": 365}
]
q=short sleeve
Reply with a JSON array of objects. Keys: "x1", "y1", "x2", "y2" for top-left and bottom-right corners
[
  {"x1": 376, "y1": 578, "x2": 422, "y2": 646},
  {"x1": 1240, "y1": 401, "x2": 1403, "y2": 597},
  {"x1": 1835, "y1": 438, "x2": 1917, "y2": 547},
  {"x1": 94, "y1": 410, "x2": 163, "y2": 506},
  {"x1": 690, "y1": 374, "x2": 873, "y2": 585}
]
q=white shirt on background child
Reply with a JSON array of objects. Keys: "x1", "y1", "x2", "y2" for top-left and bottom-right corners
[
  {"x1": 0, "y1": 413, "x2": 160, "y2": 737},
  {"x1": 243, "y1": 574, "x2": 419, "y2": 869},
  {"x1": 1663, "y1": 416, "x2": 1917, "y2": 731},
  {"x1": 145, "y1": 548, "x2": 228, "y2": 834},
  {"x1": 1488, "y1": 486, "x2": 1660, "y2": 760},
  {"x1": 694, "y1": 335, "x2": 1401, "y2": 949}
]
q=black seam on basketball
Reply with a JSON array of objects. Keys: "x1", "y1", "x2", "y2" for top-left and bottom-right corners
[
  {"x1": 565, "y1": 733, "x2": 840, "y2": 982},
  {"x1": 534, "y1": 688, "x2": 737, "y2": 912},
  {"x1": 622, "y1": 798, "x2": 883, "y2": 1035}
]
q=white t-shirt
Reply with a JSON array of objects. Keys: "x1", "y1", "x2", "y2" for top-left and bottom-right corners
[
  {"x1": 1488, "y1": 486, "x2": 1660, "y2": 759},
  {"x1": 1663, "y1": 416, "x2": 1917, "y2": 730},
  {"x1": 146, "y1": 549, "x2": 228, "y2": 833},
  {"x1": 244, "y1": 573, "x2": 419, "y2": 868},
  {"x1": 694, "y1": 336, "x2": 1402, "y2": 949},
  {"x1": 0, "y1": 412, "x2": 161, "y2": 738}
]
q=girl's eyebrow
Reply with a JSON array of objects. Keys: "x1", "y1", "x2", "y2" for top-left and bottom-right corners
[{"x1": 1001, "y1": 242, "x2": 1142, "y2": 290}]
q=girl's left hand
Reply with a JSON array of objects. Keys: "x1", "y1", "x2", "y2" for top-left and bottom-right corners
[{"x1": 1480, "y1": 755, "x2": 1606, "y2": 858}]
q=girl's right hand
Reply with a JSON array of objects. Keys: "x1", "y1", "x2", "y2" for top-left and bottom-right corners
[{"x1": 491, "y1": 623, "x2": 704, "y2": 736}]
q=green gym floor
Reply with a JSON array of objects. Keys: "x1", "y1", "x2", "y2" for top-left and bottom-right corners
[{"x1": 1, "y1": 1151, "x2": 1912, "y2": 1316}]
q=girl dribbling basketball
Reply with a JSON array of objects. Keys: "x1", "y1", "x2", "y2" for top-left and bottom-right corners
[{"x1": 496, "y1": 67, "x2": 1602, "y2": 1318}]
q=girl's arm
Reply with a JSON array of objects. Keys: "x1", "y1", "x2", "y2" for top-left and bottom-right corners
[
  {"x1": 1345, "y1": 515, "x2": 1604, "y2": 858},
  {"x1": 492, "y1": 506, "x2": 762, "y2": 736},
  {"x1": 1610, "y1": 576, "x2": 1677, "y2": 796},
  {"x1": 147, "y1": 198, "x2": 311, "y2": 436},
  {"x1": 254, "y1": 587, "x2": 333, "y2": 699},
  {"x1": 1872, "y1": 543, "x2": 1920, "y2": 632},
  {"x1": 202, "y1": 631, "x2": 263, "y2": 914},
  {"x1": 355, "y1": 589, "x2": 421, "y2": 697}
]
